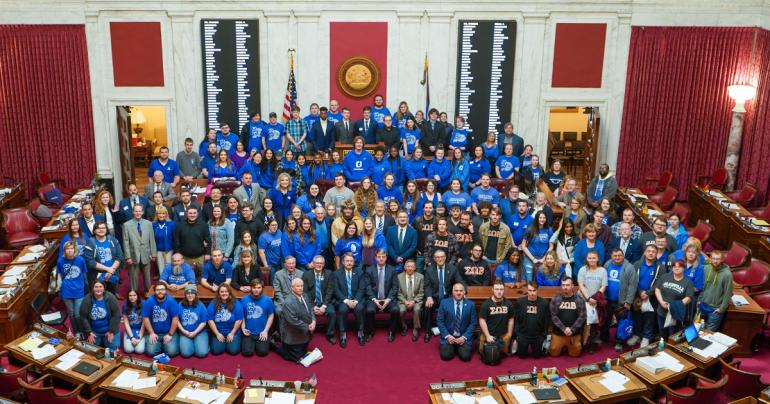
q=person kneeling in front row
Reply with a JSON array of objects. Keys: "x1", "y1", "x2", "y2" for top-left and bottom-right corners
[
  {"x1": 177, "y1": 285, "x2": 210, "y2": 358},
  {"x1": 478, "y1": 281, "x2": 514, "y2": 357},
  {"x1": 80, "y1": 279, "x2": 121, "y2": 352},
  {"x1": 207, "y1": 284, "x2": 243, "y2": 355},
  {"x1": 240, "y1": 279, "x2": 275, "y2": 357},
  {"x1": 514, "y1": 281, "x2": 549, "y2": 359},
  {"x1": 549, "y1": 276, "x2": 586, "y2": 357},
  {"x1": 437, "y1": 283, "x2": 477, "y2": 361},
  {"x1": 142, "y1": 283, "x2": 180, "y2": 357}
]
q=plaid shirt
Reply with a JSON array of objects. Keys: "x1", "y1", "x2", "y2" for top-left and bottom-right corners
[{"x1": 285, "y1": 118, "x2": 307, "y2": 153}]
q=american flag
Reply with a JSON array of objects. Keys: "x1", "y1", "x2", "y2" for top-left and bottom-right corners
[{"x1": 282, "y1": 52, "x2": 298, "y2": 122}]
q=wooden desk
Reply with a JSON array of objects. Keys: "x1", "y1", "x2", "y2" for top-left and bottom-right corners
[
  {"x1": 162, "y1": 369, "x2": 242, "y2": 404},
  {"x1": 146, "y1": 285, "x2": 274, "y2": 303},
  {"x1": 566, "y1": 364, "x2": 648, "y2": 404},
  {"x1": 243, "y1": 379, "x2": 318, "y2": 403},
  {"x1": 4, "y1": 324, "x2": 72, "y2": 366},
  {"x1": 427, "y1": 379, "x2": 505, "y2": 404},
  {"x1": 620, "y1": 346, "x2": 696, "y2": 390},
  {"x1": 724, "y1": 288, "x2": 765, "y2": 357},
  {"x1": 44, "y1": 341, "x2": 121, "y2": 390},
  {"x1": 616, "y1": 188, "x2": 665, "y2": 232},
  {"x1": 496, "y1": 373, "x2": 577, "y2": 404},
  {"x1": 98, "y1": 357, "x2": 179, "y2": 404},
  {"x1": 40, "y1": 189, "x2": 93, "y2": 240},
  {"x1": 466, "y1": 286, "x2": 559, "y2": 311},
  {"x1": 668, "y1": 330, "x2": 738, "y2": 373},
  {"x1": 0, "y1": 185, "x2": 24, "y2": 211}
]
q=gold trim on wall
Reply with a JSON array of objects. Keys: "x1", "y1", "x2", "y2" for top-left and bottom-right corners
[{"x1": 336, "y1": 56, "x2": 380, "y2": 99}]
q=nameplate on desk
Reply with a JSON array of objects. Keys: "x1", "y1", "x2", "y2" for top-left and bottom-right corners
[
  {"x1": 430, "y1": 382, "x2": 466, "y2": 390},
  {"x1": 497, "y1": 373, "x2": 531, "y2": 382},
  {"x1": 249, "y1": 379, "x2": 285, "y2": 388},
  {"x1": 34, "y1": 323, "x2": 59, "y2": 337},
  {"x1": 122, "y1": 357, "x2": 151, "y2": 368},
  {"x1": 623, "y1": 348, "x2": 651, "y2": 361},
  {"x1": 74, "y1": 341, "x2": 101, "y2": 355},
  {"x1": 184, "y1": 368, "x2": 215, "y2": 381},
  {"x1": 566, "y1": 365, "x2": 599, "y2": 376}
]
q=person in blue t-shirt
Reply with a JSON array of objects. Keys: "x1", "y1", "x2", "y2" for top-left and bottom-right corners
[
  {"x1": 240, "y1": 279, "x2": 276, "y2": 357},
  {"x1": 443, "y1": 179, "x2": 473, "y2": 211},
  {"x1": 80, "y1": 280, "x2": 121, "y2": 351},
  {"x1": 303, "y1": 103, "x2": 321, "y2": 133},
  {"x1": 141, "y1": 283, "x2": 180, "y2": 357},
  {"x1": 508, "y1": 199, "x2": 534, "y2": 248},
  {"x1": 207, "y1": 284, "x2": 244, "y2": 355},
  {"x1": 400, "y1": 118, "x2": 421, "y2": 157},
  {"x1": 468, "y1": 146, "x2": 492, "y2": 190},
  {"x1": 335, "y1": 222, "x2": 363, "y2": 269},
  {"x1": 496, "y1": 143, "x2": 520, "y2": 181},
  {"x1": 177, "y1": 285, "x2": 210, "y2": 358},
  {"x1": 199, "y1": 128, "x2": 219, "y2": 157},
  {"x1": 57, "y1": 241, "x2": 88, "y2": 336},
  {"x1": 242, "y1": 113, "x2": 266, "y2": 153},
  {"x1": 427, "y1": 148, "x2": 452, "y2": 190},
  {"x1": 629, "y1": 245, "x2": 662, "y2": 347},
  {"x1": 217, "y1": 124, "x2": 240, "y2": 153},
  {"x1": 59, "y1": 219, "x2": 89, "y2": 258},
  {"x1": 84, "y1": 222, "x2": 123, "y2": 295},
  {"x1": 258, "y1": 219, "x2": 283, "y2": 283},
  {"x1": 160, "y1": 253, "x2": 197, "y2": 290},
  {"x1": 343, "y1": 137, "x2": 374, "y2": 183},
  {"x1": 201, "y1": 249, "x2": 234, "y2": 292},
  {"x1": 494, "y1": 249, "x2": 524, "y2": 288},
  {"x1": 536, "y1": 251, "x2": 565, "y2": 287},
  {"x1": 122, "y1": 289, "x2": 146, "y2": 354},
  {"x1": 392, "y1": 101, "x2": 414, "y2": 129},
  {"x1": 371, "y1": 94, "x2": 392, "y2": 127},
  {"x1": 147, "y1": 146, "x2": 180, "y2": 185},
  {"x1": 481, "y1": 132, "x2": 499, "y2": 163},
  {"x1": 327, "y1": 100, "x2": 343, "y2": 125},
  {"x1": 448, "y1": 116, "x2": 469, "y2": 153},
  {"x1": 471, "y1": 174, "x2": 500, "y2": 214},
  {"x1": 522, "y1": 212, "x2": 554, "y2": 280},
  {"x1": 262, "y1": 113, "x2": 286, "y2": 155}
]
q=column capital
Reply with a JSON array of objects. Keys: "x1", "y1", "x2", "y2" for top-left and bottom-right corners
[
  {"x1": 293, "y1": 11, "x2": 321, "y2": 22},
  {"x1": 264, "y1": 11, "x2": 291, "y2": 21},
  {"x1": 84, "y1": 10, "x2": 100, "y2": 22},
  {"x1": 397, "y1": 11, "x2": 423, "y2": 22},
  {"x1": 617, "y1": 12, "x2": 632, "y2": 25},
  {"x1": 522, "y1": 12, "x2": 550, "y2": 23},
  {"x1": 427, "y1": 11, "x2": 453, "y2": 23},
  {"x1": 166, "y1": 10, "x2": 194, "y2": 22}
]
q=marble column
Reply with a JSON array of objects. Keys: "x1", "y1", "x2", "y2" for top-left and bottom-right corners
[
  {"x1": 516, "y1": 12, "x2": 549, "y2": 149},
  {"x1": 169, "y1": 11, "x2": 198, "y2": 151},
  {"x1": 604, "y1": 13, "x2": 632, "y2": 171},
  {"x1": 85, "y1": 11, "x2": 116, "y2": 183},
  {"x1": 427, "y1": 12, "x2": 453, "y2": 115},
  {"x1": 264, "y1": 11, "x2": 291, "y2": 115},
  {"x1": 294, "y1": 11, "x2": 322, "y2": 108},
  {"x1": 396, "y1": 12, "x2": 422, "y2": 109},
  {"x1": 724, "y1": 110, "x2": 745, "y2": 192}
]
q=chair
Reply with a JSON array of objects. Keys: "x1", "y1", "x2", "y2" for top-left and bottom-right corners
[
  {"x1": 720, "y1": 358, "x2": 769, "y2": 399},
  {"x1": 489, "y1": 178, "x2": 510, "y2": 196},
  {"x1": 0, "y1": 351, "x2": 33, "y2": 399},
  {"x1": 18, "y1": 374, "x2": 102, "y2": 404},
  {"x1": 414, "y1": 178, "x2": 429, "y2": 193},
  {"x1": 723, "y1": 241, "x2": 751, "y2": 269},
  {"x1": 316, "y1": 179, "x2": 335, "y2": 196},
  {"x1": 667, "y1": 202, "x2": 691, "y2": 228},
  {"x1": 687, "y1": 219, "x2": 714, "y2": 245},
  {"x1": 28, "y1": 198, "x2": 53, "y2": 227},
  {"x1": 643, "y1": 373, "x2": 728, "y2": 404},
  {"x1": 725, "y1": 183, "x2": 758, "y2": 207},
  {"x1": 732, "y1": 259, "x2": 770, "y2": 292},
  {"x1": 750, "y1": 291, "x2": 770, "y2": 338},
  {"x1": 36, "y1": 173, "x2": 75, "y2": 195},
  {"x1": 1, "y1": 208, "x2": 42, "y2": 248},
  {"x1": 31, "y1": 290, "x2": 67, "y2": 329},
  {"x1": 650, "y1": 186, "x2": 678, "y2": 211},
  {"x1": 697, "y1": 167, "x2": 729, "y2": 190},
  {"x1": 563, "y1": 132, "x2": 578, "y2": 141},
  {"x1": 750, "y1": 204, "x2": 770, "y2": 221},
  {"x1": 37, "y1": 183, "x2": 70, "y2": 209},
  {"x1": 639, "y1": 171, "x2": 674, "y2": 195}
]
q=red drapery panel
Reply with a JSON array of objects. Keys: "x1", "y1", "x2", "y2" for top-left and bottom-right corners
[
  {"x1": 0, "y1": 25, "x2": 95, "y2": 196},
  {"x1": 617, "y1": 27, "x2": 757, "y2": 200}
]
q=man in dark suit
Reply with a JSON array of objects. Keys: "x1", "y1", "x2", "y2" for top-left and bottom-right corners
[
  {"x1": 386, "y1": 210, "x2": 417, "y2": 270},
  {"x1": 117, "y1": 183, "x2": 149, "y2": 223},
  {"x1": 310, "y1": 107, "x2": 336, "y2": 153},
  {"x1": 144, "y1": 170, "x2": 177, "y2": 202},
  {"x1": 419, "y1": 108, "x2": 448, "y2": 156},
  {"x1": 364, "y1": 249, "x2": 400, "y2": 342},
  {"x1": 354, "y1": 106, "x2": 377, "y2": 145},
  {"x1": 609, "y1": 222, "x2": 643, "y2": 264},
  {"x1": 171, "y1": 189, "x2": 200, "y2": 223},
  {"x1": 334, "y1": 107, "x2": 355, "y2": 145},
  {"x1": 333, "y1": 253, "x2": 366, "y2": 347},
  {"x1": 275, "y1": 278, "x2": 316, "y2": 362},
  {"x1": 497, "y1": 122, "x2": 524, "y2": 158},
  {"x1": 302, "y1": 255, "x2": 337, "y2": 344},
  {"x1": 78, "y1": 202, "x2": 103, "y2": 240},
  {"x1": 423, "y1": 249, "x2": 464, "y2": 342},
  {"x1": 437, "y1": 282, "x2": 477, "y2": 361},
  {"x1": 372, "y1": 201, "x2": 395, "y2": 235}
]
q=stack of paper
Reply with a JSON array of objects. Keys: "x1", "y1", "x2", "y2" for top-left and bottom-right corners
[
  {"x1": 31, "y1": 344, "x2": 57, "y2": 360},
  {"x1": 3, "y1": 266, "x2": 28, "y2": 276},
  {"x1": 654, "y1": 351, "x2": 684, "y2": 372},
  {"x1": 18, "y1": 337, "x2": 43, "y2": 351},
  {"x1": 636, "y1": 356, "x2": 665, "y2": 374},
  {"x1": 1, "y1": 275, "x2": 22, "y2": 285},
  {"x1": 112, "y1": 370, "x2": 140, "y2": 388},
  {"x1": 506, "y1": 385, "x2": 536, "y2": 403},
  {"x1": 41, "y1": 312, "x2": 62, "y2": 323},
  {"x1": 598, "y1": 370, "x2": 629, "y2": 393},
  {"x1": 27, "y1": 245, "x2": 47, "y2": 253},
  {"x1": 692, "y1": 337, "x2": 729, "y2": 358},
  {"x1": 55, "y1": 349, "x2": 84, "y2": 371},
  {"x1": 474, "y1": 396, "x2": 499, "y2": 404},
  {"x1": 265, "y1": 391, "x2": 296, "y2": 404},
  {"x1": 134, "y1": 377, "x2": 157, "y2": 389},
  {"x1": 448, "y1": 392, "x2": 476, "y2": 404},
  {"x1": 14, "y1": 253, "x2": 39, "y2": 263},
  {"x1": 711, "y1": 332, "x2": 737, "y2": 346}
]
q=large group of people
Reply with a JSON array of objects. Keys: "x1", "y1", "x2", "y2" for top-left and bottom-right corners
[{"x1": 53, "y1": 95, "x2": 733, "y2": 364}]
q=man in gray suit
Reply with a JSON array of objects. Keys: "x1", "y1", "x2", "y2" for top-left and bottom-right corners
[
  {"x1": 122, "y1": 204, "x2": 157, "y2": 293},
  {"x1": 144, "y1": 170, "x2": 176, "y2": 202},
  {"x1": 273, "y1": 256, "x2": 305, "y2": 316},
  {"x1": 232, "y1": 172, "x2": 265, "y2": 208},
  {"x1": 334, "y1": 107, "x2": 355, "y2": 144},
  {"x1": 276, "y1": 277, "x2": 316, "y2": 362},
  {"x1": 398, "y1": 259, "x2": 425, "y2": 341}
]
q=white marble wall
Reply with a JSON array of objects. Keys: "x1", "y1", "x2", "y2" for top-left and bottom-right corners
[{"x1": 1, "y1": 0, "x2": 768, "y2": 195}]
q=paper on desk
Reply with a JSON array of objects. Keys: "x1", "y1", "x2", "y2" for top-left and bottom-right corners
[
  {"x1": 14, "y1": 253, "x2": 39, "y2": 263},
  {"x1": 655, "y1": 351, "x2": 684, "y2": 372},
  {"x1": 265, "y1": 391, "x2": 296, "y2": 404},
  {"x1": 3, "y1": 266, "x2": 27, "y2": 276},
  {"x1": 18, "y1": 337, "x2": 43, "y2": 352},
  {"x1": 441, "y1": 393, "x2": 452, "y2": 402},
  {"x1": 297, "y1": 399, "x2": 315, "y2": 404},
  {"x1": 599, "y1": 370, "x2": 629, "y2": 394},
  {"x1": 42, "y1": 225, "x2": 61, "y2": 232},
  {"x1": 134, "y1": 377, "x2": 157, "y2": 389},
  {"x1": 449, "y1": 392, "x2": 476, "y2": 404},
  {"x1": 711, "y1": 332, "x2": 737, "y2": 346},
  {"x1": 58, "y1": 349, "x2": 84, "y2": 362},
  {"x1": 731, "y1": 294, "x2": 750, "y2": 307},
  {"x1": 41, "y1": 312, "x2": 62, "y2": 323},
  {"x1": 474, "y1": 395, "x2": 499, "y2": 404},
  {"x1": 27, "y1": 245, "x2": 46, "y2": 253},
  {"x1": 55, "y1": 359, "x2": 78, "y2": 371},
  {"x1": 506, "y1": 385, "x2": 536, "y2": 404},
  {"x1": 1, "y1": 276, "x2": 21, "y2": 285},
  {"x1": 31, "y1": 344, "x2": 57, "y2": 360},
  {"x1": 112, "y1": 369, "x2": 140, "y2": 388}
]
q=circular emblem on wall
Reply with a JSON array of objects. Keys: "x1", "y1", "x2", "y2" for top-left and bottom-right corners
[{"x1": 336, "y1": 56, "x2": 380, "y2": 99}]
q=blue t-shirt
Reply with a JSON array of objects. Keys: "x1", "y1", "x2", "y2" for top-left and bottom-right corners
[
  {"x1": 443, "y1": 192, "x2": 473, "y2": 211},
  {"x1": 335, "y1": 237, "x2": 363, "y2": 263},
  {"x1": 202, "y1": 261, "x2": 234, "y2": 285},
  {"x1": 160, "y1": 264, "x2": 197, "y2": 285},
  {"x1": 638, "y1": 261, "x2": 657, "y2": 292},
  {"x1": 258, "y1": 231, "x2": 283, "y2": 266},
  {"x1": 57, "y1": 256, "x2": 87, "y2": 299},
  {"x1": 264, "y1": 123, "x2": 285, "y2": 151},
  {"x1": 528, "y1": 166, "x2": 544, "y2": 183},
  {"x1": 494, "y1": 262, "x2": 520, "y2": 284},
  {"x1": 123, "y1": 303, "x2": 143, "y2": 335},
  {"x1": 241, "y1": 294, "x2": 275, "y2": 334},
  {"x1": 482, "y1": 143, "x2": 499, "y2": 161},
  {"x1": 93, "y1": 238, "x2": 118, "y2": 283},
  {"x1": 141, "y1": 296, "x2": 180, "y2": 334},
  {"x1": 327, "y1": 111, "x2": 342, "y2": 125},
  {"x1": 401, "y1": 129, "x2": 421, "y2": 154},
  {"x1": 217, "y1": 132, "x2": 240, "y2": 152},
  {"x1": 449, "y1": 128, "x2": 468, "y2": 150},
  {"x1": 496, "y1": 155, "x2": 520, "y2": 179},
  {"x1": 303, "y1": 114, "x2": 320, "y2": 132},
  {"x1": 207, "y1": 300, "x2": 244, "y2": 335},
  {"x1": 527, "y1": 228, "x2": 553, "y2": 259},
  {"x1": 508, "y1": 214, "x2": 533, "y2": 245},
  {"x1": 244, "y1": 121, "x2": 266, "y2": 153},
  {"x1": 606, "y1": 262, "x2": 623, "y2": 302},
  {"x1": 468, "y1": 158, "x2": 491, "y2": 184},
  {"x1": 90, "y1": 298, "x2": 110, "y2": 334},
  {"x1": 537, "y1": 266, "x2": 565, "y2": 287},
  {"x1": 179, "y1": 301, "x2": 208, "y2": 333},
  {"x1": 685, "y1": 257, "x2": 705, "y2": 291},
  {"x1": 377, "y1": 186, "x2": 403, "y2": 205},
  {"x1": 147, "y1": 159, "x2": 180, "y2": 183},
  {"x1": 471, "y1": 187, "x2": 500, "y2": 206},
  {"x1": 371, "y1": 106, "x2": 392, "y2": 126}
]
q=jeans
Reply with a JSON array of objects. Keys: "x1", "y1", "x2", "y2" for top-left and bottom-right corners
[
  {"x1": 521, "y1": 256, "x2": 537, "y2": 282},
  {"x1": 63, "y1": 297, "x2": 84, "y2": 333},
  {"x1": 93, "y1": 331, "x2": 121, "y2": 351},
  {"x1": 210, "y1": 330, "x2": 242, "y2": 355},
  {"x1": 699, "y1": 305, "x2": 726, "y2": 331},
  {"x1": 632, "y1": 310, "x2": 656, "y2": 339},
  {"x1": 122, "y1": 333, "x2": 146, "y2": 354},
  {"x1": 179, "y1": 330, "x2": 210, "y2": 358},
  {"x1": 145, "y1": 333, "x2": 180, "y2": 357},
  {"x1": 268, "y1": 264, "x2": 281, "y2": 285},
  {"x1": 242, "y1": 333, "x2": 270, "y2": 357},
  {"x1": 657, "y1": 314, "x2": 681, "y2": 340}
]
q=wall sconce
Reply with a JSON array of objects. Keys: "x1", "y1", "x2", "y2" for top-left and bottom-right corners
[{"x1": 727, "y1": 84, "x2": 757, "y2": 113}]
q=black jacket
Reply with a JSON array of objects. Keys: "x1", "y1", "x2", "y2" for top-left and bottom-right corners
[
  {"x1": 231, "y1": 264, "x2": 262, "y2": 289},
  {"x1": 173, "y1": 219, "x2": 211, "y2": 257},
  {"x1": 424, "y1": 263, "x2": 464, "y2": 301},
  {"x1": 235, "y1": 217, "x2": 260, "y2": 243},
  {"x1": 376, "y1": 125, "x2": 401, "y2": 150},
  {"x1": 419, "y1": 120, "x2": 448, "y2": 155},
  {"x1": 514, "y1": 296, "x2": 549, "y2": 337},
  {"x1": 302, "y1": 269, "x2": 336, "y2": 307},
  {"x1": 79, "y1": 291, "x2": 121, "y2": 334}
]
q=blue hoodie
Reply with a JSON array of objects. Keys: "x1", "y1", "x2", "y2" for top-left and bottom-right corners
[
  {"x1": 308, "y1": 163, "x2": 332, "y2": 184},
  {"x1": 427, "y1": 158, "x2": 452, "y2": 188},
  {"x1": 293, "y1": 234, "x2": 320, "y2": 267},
  {"x1": 343, "y1": 150, "x2": 374, "y2": 182},
  {"x1": 405, "y1": 158, "x2": 428, "y2": 180},
  {"x1": 387, "y1": 157, "x2": 406, "y2": 185},
  {"x1": 258, "y1": 230, "x2": 283, "y2": 266},
  {"x1": 377, "y1": 186, "x2": 403, "y2": 205},
  {"x1": 371, "y1": 159, "x2": 390, "y2": 186},
  {"x1": 451, "y1": 158, "x2": 470, "y2": 190},
  {"x1": 236, "y1": 160, "x2": 262, "y2": 181},
  {"x1": 449, "y1": 128, "x2": 469, "y2": 150}
]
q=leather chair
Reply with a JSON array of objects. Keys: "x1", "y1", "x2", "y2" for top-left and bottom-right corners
[
  {"x1": 489, "y1": 178, "x2": 510, "y2": 196},
  {"x1": 0, "y1": 351, "x2": 33, "y2": 399},
  {"x1": 687, "y1": 220, "x2": 714, "y2": 245},
  {"x1": 28, "y1": 198, "x2": 53, "y2": 227},
  {"x1": 414, "y1": 178, "x2": 429, "y2": 193},
  {"x1": 720, "y1": 358, "x2": 769, "y2": 399},
  {"x1": 697, "y1": 167, "x2": 729, "y2": 190},
  {"x1": 731, "y1": 259, "x2": 770, "y2": 292},
  {"x1": 1, "y1": 208, "x2": 42, "y2": 248},
  {"x1": 642, "y1": 373, "x2": 728, "y2": 404},
  {"x1": 0, "y1": 249, "x2": 19, "y2": 273},
  {"x1": 750, "y1": 204, "x2": 770, "y2": 221},
  {"x1": 650, "y1": 186, "x2": 678, "y2": 211},
  {"x1": 640, "y1": 171, "x2": 673, "y2": 195},
  {"x1": 726, "y1": 183, "x2": 758, "y2": 207},
  {"x1": 750, "y1": 291, "x2": 770, "y2": 340},
  {"x1": 316, "y1": 179, "x2": 335, "y2": 197},
  {"x1": 723, "y1": 241, "x2": 751, "y2": 269},
  {"x1": 37, "y1": 183, "x2": 71, "y2": 209},
  {"x1": 36, "y1": 172, "x2": 76, "y2": 195},
  {"x1": 667, "y1": 202, "x2": 691, "y2": 228},
  {"x1": 18, "y1": 374, "x2": 102, "y2": 404}
]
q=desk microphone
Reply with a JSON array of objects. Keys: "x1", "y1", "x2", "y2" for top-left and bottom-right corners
[{"x1": 441, "y1": 378, "x2": 445, "y2": 388}]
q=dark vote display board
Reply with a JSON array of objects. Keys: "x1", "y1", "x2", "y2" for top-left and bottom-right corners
[
  {"x1": 200, "y1": 19, "x2": 261, "y2": 131},
  {"x1": 455, "y1": 20, "x2": 517, "y2": 147}
]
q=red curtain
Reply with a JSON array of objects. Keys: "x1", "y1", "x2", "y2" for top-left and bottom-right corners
[
  {"x1": 0, "y1": 25, "x2": 96, "y2": 197},
  {"x1": 616, "y1": 27, "x2": 759, "y2": 200}
]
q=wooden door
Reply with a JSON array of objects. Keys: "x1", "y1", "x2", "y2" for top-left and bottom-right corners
[
  {"x1": 583, "y1": 107, "x2": 600, "y2": 190},
  {"x1": 116, "y1": 106, "x2": 134, "y2": 191}
]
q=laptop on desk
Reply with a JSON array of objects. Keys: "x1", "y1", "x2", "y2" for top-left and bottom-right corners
[{"x1": 684, "y1": 324, "x2": 712, "y2": 350}]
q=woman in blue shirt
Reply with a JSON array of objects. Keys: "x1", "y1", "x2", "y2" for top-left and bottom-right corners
[
  {"x1": 403, "y1": 181, "x2": 422, "y2": 222},
  {"x1": 329, "y1": 150, "x2": 345, "y2": 179},
  {"x1": 308, "y1": 151, "x2": 331, "y2": 185},
  {"x1": 178, "y1": 285, "x2": 210, "y2": 358},
  {"x1": 400, "y1": 118, "x2": 421, "y2": 157},
  {"x1": 258, "y1": 219, "x2": 283, "y2": 283},
  {"x1": 573, "y1": 224, "x2": 606, "y2": 272},
  {"x1": 59, "y1": 219, "x2": 88, "y2": 258},
  {"x1": 335, "y1": 222, "x2": 363, "y2": 269},
  {"x1": 393, "y1": 101, "x2": 414, "y2": 129},
  {"x1": 448, "y1": 115, "x2": 469, "y2": 153},
  {"x1": 198, "y1": 128, "x2": 218, "y2": 157},
  {"x1": 377, "y1": 173, "x2": 403, "y2": 205},
  {"x1": 281, "y1": 217, "x2": 299, "y2": 261},
  {"x1": 240, "y1": 279, "x2": 276, "y2": 357},
  {"x1": 468, "y1": 146, "x2": 491, "y2": 190},
  {"x1": 450, "y1": 147, "x2": 470, "y2": 191},
  {"x1": 443, "y1": 179, "x2": 473, "y2": 211},
  {"x1": 520, "y1": 144, "x2": 534, "y2": 169},
  {"x1": 371, "y1": 147, "x2": 390, "y2": 187},
  {"x1": 481, "y1": 132, "x2": 499, "y2": 163},
  {"x1": 58, "y1": 241, "x2": 88, "y2": 337},
  {"x1": 405, "y1": 147, "x2": 428, "y2": 181},
  {"x1": 386, "y1": 146, "x2": 406, "y2": 186},
  {"x1": 419, "y1": 180, "x2": 442, "y2": 214},
  {"x1": 297, "y1": 183, "x2": 324, "y2": 216},
  {"x1": 294, "y1": 217, "x2": 320, "y2": 269},
  {"x1": 79, "y1": 280, "x2": 121, "y2": 351},
  {"x1": 536, "y1": 251, "x2": 566, "y2": 287},
  {"x1": 496, "y1": 143, "x2": 520, "y2": 181},
  {"x1": 122, "y1": 289, "x2": 146, "y2": 354},
  {"x1": 236, "y1": 149, "x2": 263, "y2": 181},
  {"x1": 494, "y1": 249, "x2": 524, "y2": 287},
  {"x1": 258, "y1": 149, "x2": 277, "y2": 189},
  {"x1": 152, "y1": 206, "x2": 175, "y2": 272},
  {"x1": 267, "y1": 173, "x2": 297, "y2": 221},
  {"x1": 427, "y1": 148, "x2": 452, "y2": 190},
  {"x1": 207, "y1": 284, "x2": 243, "y2": 355},
  {"x1": 210, "y1": 149, "x2": 237, "y2": 182},
  {"x1": 522, "y1": 211, "x2": 554, "y2": 281}
]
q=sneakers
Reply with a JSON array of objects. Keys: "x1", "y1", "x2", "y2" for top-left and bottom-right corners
[
  {"x1": 614, "y1": 343, "x2": 623, "y2": 352},
  {"x1": 626, "y1": 335, "x2": 640, "y2": 346},
  {"x1": 640, "y1": 338, "x2": 650, "y2": 347}
]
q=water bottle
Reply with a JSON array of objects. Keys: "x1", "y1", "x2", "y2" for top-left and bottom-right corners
[
  {"x1": 234, "y1": 364, "x2": 242, "y2": 388},
  {"x1": 605, "y1": 357, "x2": 611, "y2": 372},
  {"x1": 658, "y1": 337, "x2": 665, "y2": 351},
  {"x1": 530, "y1": 366, "x2": 537, "y2": 386},
  {"x1": 486, "y1": 376, "x2": 494, "y2": 390}
]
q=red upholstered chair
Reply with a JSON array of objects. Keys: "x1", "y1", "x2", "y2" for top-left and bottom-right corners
[
  {"x1": 0, "y1": 249, "x2": 20, "y2": 273},
  {"x1": 414, "y1": 178, "x2": 429, "y2": 193},
  {"x1": 750, "y1": 204, "x2": 770, "y2": 221},
  {"x1": 28, "y1": 198, "x2": 53, "y2": 227},
  {"x1": 639, "y1": 171, "x2": 673, "y2": 196},
  {"x1": 1, "y1": 208, "x2": 42, "y2": 248},
  {"x1": 645, "y1": 373, "x2": 728, "y2": 404},
  {"x1": 37, "y1": 183, "x2": 70, "y2": 209},
  {"x1": 650, "y1": 186, "x2": 678, "y2": 211},
  {"x1": 315, "y1": 179, "x2": 335, "y2": 196},
  {"x1": 726, "y1": 183, "x2": 758, "y2": 207},
  {"x1": 697, "y1": 167, "x2": 729, "y2": 190},
  {"x1": 751, "y1": 291, "x2": 770, "y2": 337},
  {"x1": 732, "y1": 259, "x2": 770, "y2": 292},
  {"x1": 0, "y1": 350, "x2": 33, "y2": 399},
  {"x1": 489, "y1": 178, "x2": 510, "y2": 196},
  {"x1": 37, "y1": 172, "x2": 76, "y2": 195},
  {"x1": 18, "y1": 373, "x2": 102, "y2": 404},
  {"x1": 723, "y1": 241, "x2": 751, "y2": 269},
  {"x1": 667, "y1": 202, "x2": 691, "y2": 228},
  {"x1": 720, "y1": 358, "x2": 769, "y2": 399},
  {"x1": 687, "y1": 220, "x2": 714, "y2": 245}
]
